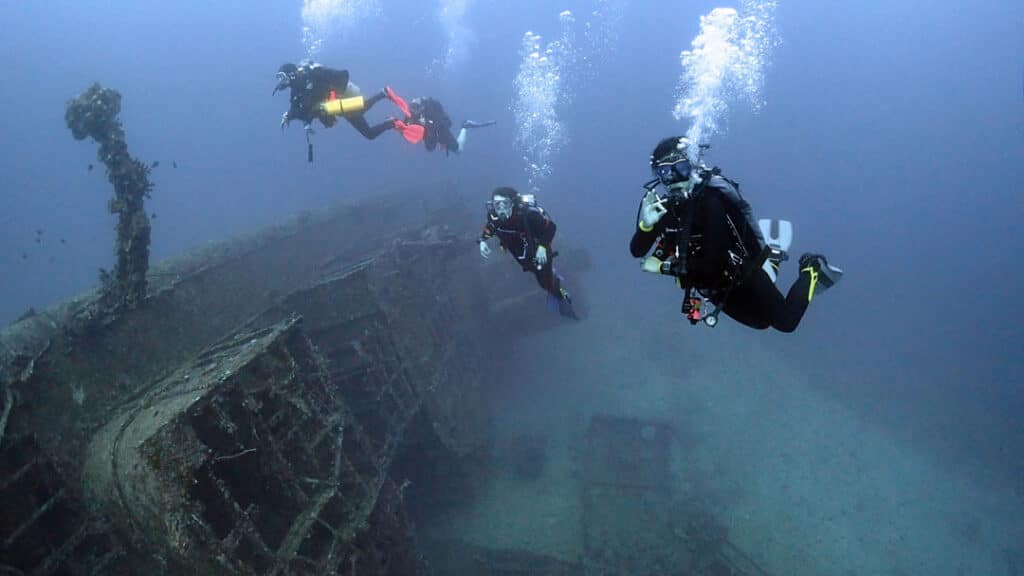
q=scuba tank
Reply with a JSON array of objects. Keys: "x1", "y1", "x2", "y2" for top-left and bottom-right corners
[
  {"x1": 517, "y1": 193, "x2": 538, "y2": 208},
  {"x1": 321, "y1": 94, "x2": 365, "y2": 116},
  {"x1": 321, "y1": 88, "x2": 370, "y2": 115},
  {"x1": 308, "y1": 90, "x2": 365, "y2": 163}
]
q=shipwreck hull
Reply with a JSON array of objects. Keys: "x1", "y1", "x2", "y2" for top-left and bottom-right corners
[
  {"x1": 0, "y1": 184, "x2": 591, "y2": 575},
  {"x1": 81, "y1": 319, "x2": 379, "y2": 574},
  {"x1": 0, "y1": 178, "x2": 772, "y2": 576}
]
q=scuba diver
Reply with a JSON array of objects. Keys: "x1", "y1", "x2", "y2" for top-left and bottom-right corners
[
  {"x1": 274, "y1": 61, "x2": 398, "y2": 153},
  {"x1": 631, "y1": 136, "x2": 842, "y2": 331},
  {"x1": 479, "y1": 187, "x2": 578, "y2": 319},
  {"x1": 386, "y1": 91, "x2": 495, "y2": 155}
]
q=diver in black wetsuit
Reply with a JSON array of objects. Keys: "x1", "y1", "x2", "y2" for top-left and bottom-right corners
[
  {"x1": 479, "y1": 187, "x2": 577, "y2": 319},
  {"x1": 274, "y1": 61, "x2": 396, "y2": 140},
  {"x1": 386, "y1": 92, "x2": 495, "y2": 155},
  {"x1": 630, "y1": 136, "x2": 842, "y2": 332}
]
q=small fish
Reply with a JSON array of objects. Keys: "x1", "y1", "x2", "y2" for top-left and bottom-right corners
[
  {"x1": 35, "y1": 228, "x2": 42, "y2": 235},
  {"x1": 60, "y1": 238, "x2": 66, "y2": 244},
  {"x1": 21, "y1": 252, "x2": 27, "y2": 260},
  {"x1": 87, "y1": 164, "x2": 94, "y2": 171},
  {"x1": 172, "y1": 160, "x2": 177, "y2": 169},
  {"x1": 151, "y1": 212, "x2": 158, "y2": 219},
  {"x1": 151, "y1": 160, "x2": 160, "y2": 169},
  {"x1": 34, "y1": 237, "x2": 41, "y2": 244}
]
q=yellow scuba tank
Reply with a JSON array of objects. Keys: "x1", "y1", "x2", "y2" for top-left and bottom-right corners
[{"x1": 321, "y1": 95, "x2": 365, "y2": 116}]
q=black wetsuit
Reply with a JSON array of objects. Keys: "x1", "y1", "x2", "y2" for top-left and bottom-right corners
[
  {"x1": 409, "y1": 98, "x2": 460, "y2": 153},
  {"x1": 630, "y1": 173, "x2": 814, "y2": 332},
  {"x1": 285, "y1": 65, "x2": 393, "y2": 140},
  {"x1": 481, "y1": 203, "x2": 563, "y2": 298}
]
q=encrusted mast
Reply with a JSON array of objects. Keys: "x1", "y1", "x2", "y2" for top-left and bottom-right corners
[{"x1": 65, "y1": 83, "x2": 152, "y2": 310}]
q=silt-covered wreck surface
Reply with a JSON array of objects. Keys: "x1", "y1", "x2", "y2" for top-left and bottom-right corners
[{"x1": 0, "y1": 183, "x2": 590, "y2": 575}]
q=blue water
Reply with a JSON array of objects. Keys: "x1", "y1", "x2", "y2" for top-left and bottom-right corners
[{"x1": 1, "y1": 0, "x2": 1023, "y2": 572}]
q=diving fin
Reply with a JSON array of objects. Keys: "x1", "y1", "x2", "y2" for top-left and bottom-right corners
[
  {"x1": 799, "y1": 253, "x2": 843, "y2": 298},
  {"x1": 462, "y1": 120, "x2": 496, "y2": 129},
  {"x1": 817, "y1": 261, "x2": 843, "y2": 292},
  {"x1": 556, "y1": 288, "x2": 578, "y2": 320},
  {"x1": 385, "y1": 86, "x2": 411, "y2": 118},
  {"x1": 545, "y1": 287, "x2": 579, "y2": 320},
  {"x1": 559, "y1": 299, "x2": 579, "y2": 320},
  {"x1": 393, "y1": 120, "x2": 425, "y2": 144},
  {"x1": 759, "y1": 219, "x2": 793, "y2": 252},
  {"x1": 758, "y1": 218, "x2": 792, "y2": 283}
]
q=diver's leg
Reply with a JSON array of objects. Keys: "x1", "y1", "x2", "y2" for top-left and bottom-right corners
[
  {"x1": 727, "y1": 267, "x2": 811, "y2": 332},
  {"x1": 721, "y1": 270, "x2": 778, "y2": 330},
  {"x1": 534, "y1": 264, "x2": 560, "y2": 295},
  {"x1": 345, "y1": 114, "x2": 374, "y2": 139},
  {"x1": 536, "y1": 264, "x2": 577, "y2": 318},
  {"x1": 447, "y1": 128, "x2": 465, "y2": 154},
  {"x1": 365, "y1": 90, "x2": 386, "y2": 111},
  {"x1": 365, "y1": 120, "x2": 397, "y2": 139},
  {"x1": 453, "y1": 120, "x2": 492, "y2": 152},
  {"x1": 424, "y1": 129, "x2": 439, "y2": 151},
  {"x1": 774, "y1": 269, "x2": 814, "y2": 331},
  {"x1": 537, "y1": 263, "x2": 570, "y2": 297},
  {"x1": 345, "y1": 114, "x2": 394, "y2": 140}
]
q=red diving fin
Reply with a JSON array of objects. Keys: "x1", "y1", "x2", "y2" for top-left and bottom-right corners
[
  {"x1": 385, "y1": 86, "x2": 411, "y2": 118},
  {"x1": 393, "y1": 120, "x2": 425, "y2": 144}
]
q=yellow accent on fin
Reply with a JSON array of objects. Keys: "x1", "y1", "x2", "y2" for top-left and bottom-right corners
[
  {"x1": 803, "y1": 266, "x2": 819, "y2": 302},
  {"x1": 638, "y1": 220, "x2": 654, "y2": 232}
]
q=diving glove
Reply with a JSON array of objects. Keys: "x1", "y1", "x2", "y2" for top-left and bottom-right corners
[
  {"x1": 535, "y1": 245, "x2": 548, "y2": 267},
  {"x1": 641, "y1": 256, "x2": 663, "y2": 274},
  {"x1": 479, "y1": 240, "x2": 492, "y2": 259},
  {"x1": 639, "y1": 190, "x2": 667, "y2": 231}
]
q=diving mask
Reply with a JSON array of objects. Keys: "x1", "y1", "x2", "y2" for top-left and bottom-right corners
[
  {"x1": 489, "y1": 196, "x2": 514, "y2": 220},
  {"x1": 653, "y1": 156, "x2": 692, "y2": 187}
]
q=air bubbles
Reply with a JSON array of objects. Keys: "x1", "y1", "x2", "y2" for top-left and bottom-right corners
[
  {"x1": 672, "y1": 0, "x2": 779, "y2": 160},
  {"x1": 300, "y1": 0, "x2": 382, "y2": 58}
]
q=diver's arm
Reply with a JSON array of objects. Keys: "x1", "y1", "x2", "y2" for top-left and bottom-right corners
[
  {"x1": 287, "y1": 91, "x2": 315, "y2": 125},
  {"x1": 528, "y1": 208, "x2": 557, "y2": 247},
  {"x1": 630, "y1": 228, "x2": 659, "y2": 258},
  {"x1": 630, "y1": 194, "x2": 659, "y2": 257},
  {"x1": 479, "y1": 221, "x2": 495, "y2": 241}
]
